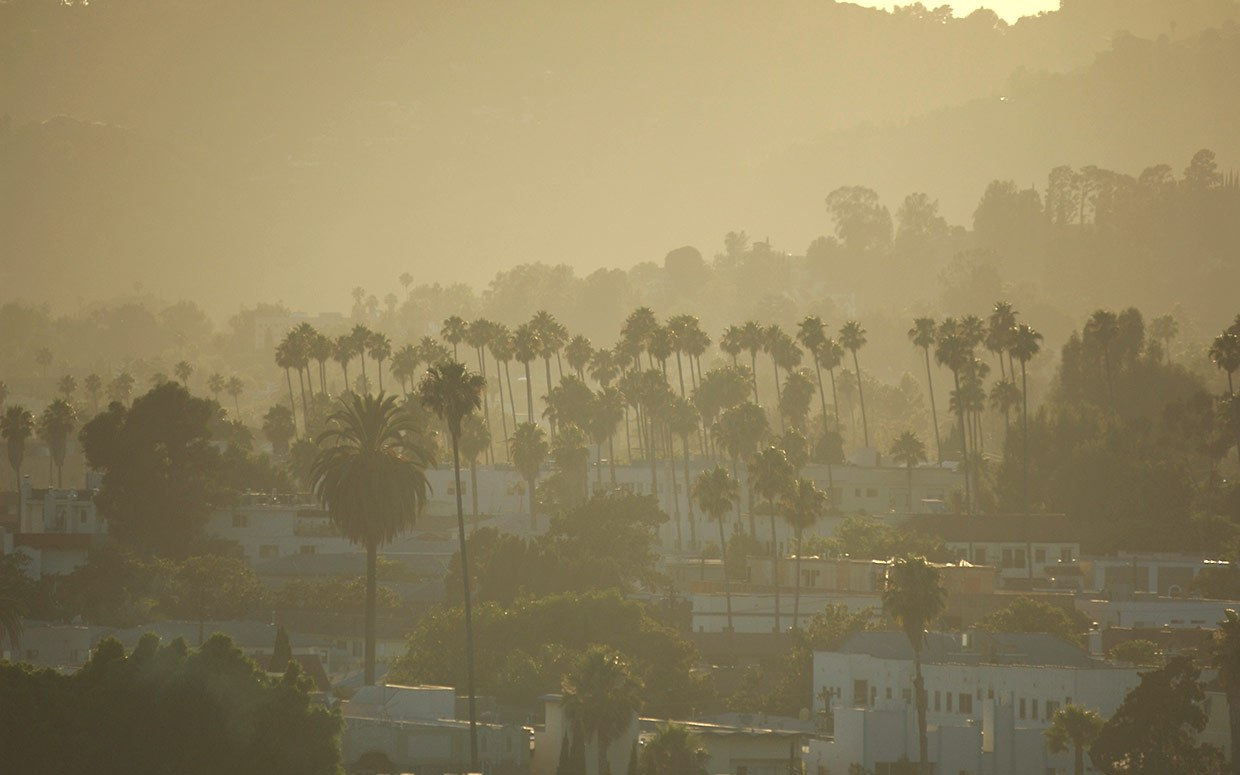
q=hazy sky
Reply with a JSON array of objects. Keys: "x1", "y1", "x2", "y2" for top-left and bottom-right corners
[{"x1": 856, "y1": 0, "x2": 1059, "y2": 22}]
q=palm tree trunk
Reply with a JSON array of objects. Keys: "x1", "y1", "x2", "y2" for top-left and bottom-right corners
[
  {"x1": 770, "y1": 509, "x2": 781, "y2": 633},
  {"x1": 923, "y1": 348, "x2": 942, "y2": 463},
  {"x1": 376, "y1": 359, "x2": 384, "y2": 392},
  {"x1": 364, "y1": 540, "x2": 377, "y2": 685},
  {"x1": 915, "y1": 654, "x2": 929, "y2": 775},
  {"x1": 543, "y1": 358, "x2": 555, "y2": 435},
  {"x1": 342, "y1": 362, "x2": 350, "y2": 393},
  {"x1": 1021, "y1": 361, "x2": 1031, "y2": 517},
  {"x1": 828, "y1": 367, "x2": 842, "y2": 435},
  {"x1": 285, "y1": 368, "x2": 299, "y2": 437},
  {"x1": 812, "y1": 352, "x2": 828, "y2": 427},
  {"x1": 954, "y1": 370, "x2": 971, "y2": 514},
  {"x1": 718, "y1": 516, "x2": 734, "y2": 634},
  {"x1": 674, "y1": 352, "x2": 686, "y2": 398},
  {"x1": 495, "y1": 355, "x2": 510, "y2": 462},
  {"x1": 851, "y1": 350, "x2": 870, "y2": 447},
  {"x1": 749, "y1": 353, "x2": 760, "y2": 403},
  {"x1": 233, "y1": 394, "x2": 241, "y2": 418},
  {"x1": 648, "y1": 412, "x2": 659, "y2": 509},
  {"x1": 450, "y1": 432, "x2": 480, "y2": 772},
  {"x1": 682, "y1": 435, "x2": 696, "y2": 548},
  {"x1": 523, "y1": 362, "x2": 534, "y2": 423},
  {"x1": 608, "y1": 429, "x2": 617, "y2": 484},
  {"x1": 793, "y1": 528, "x2": 803, "y2": 631},
  {"x1": 907, "y1": 463, "x2": 914, "y2": 511},
  {"x1": 665, "y1": 426, "x2": 681, "y2": 549},
  {"x1": 359, "y1": 354, "x2": 368, "y2": 388},
  {"x1": 470, "y1": 460, "x2": 479, "y2": 520},
  {"x1": 1074, "y1": 742, "x2": 1085, "y2": 775},
  {"x1": 623, "y1": 407, "x2": 633, "y2": 464},
  {"x1": 504, "y1": 361, "x2": 518, "y2": 430},
  {"x1": 772, "y1": 356, "x2": 785, "y2": 432},
  {"x1": 528, "y1": 477, "x2": 538, "y2": 531}
]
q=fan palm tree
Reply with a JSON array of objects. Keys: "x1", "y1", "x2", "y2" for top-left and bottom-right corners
[
  {"x1": 986, "y1": 301, "x2": 1017, "y2": 379},
  {"x1": 781, "y1": 477, "x2": 828, "y2": 631},
  {"x1": 666, "y1": 314, "x2": 700, "y2": 398},
  {"x1": 882, "y1": 556, "x2": 947, "y2": 775},
  {"x1": 312, "y1": 392, "x2": 432, "y2": 687},
  {"x1": 350, "y1": 324, "x2": 373, "y2": 388},
  {"x1": 719, "y1": 325, "x2": 744, "y2": 367},
  {"x1": 107, "y1": 372, "x2": 135, "y2": 405},
  {"x1": 274, "y1": 339, "x2": 300, "y2": 432},
  {"x1": 310, "y1": 331, "x2": 335, "y2": 395},
  {"x1": 513, "y1": 323, "x2": 541, "y2": 423},
  {"x1": 1044, "y1": 705, "x2": 1105, "y2": 775},
  {"x1": 1010, "y1": 323, "x2": 1044, "y2": 511},
  {"x1": 694, "y1": 466, "x2": 740, "y2": 634},
  {"x1": 367, "y1": 331, "x2": 392, "y2": 393},
  {"x1": 562, "y1": 648, "x2": 643, "y2": 775},
  {"x1": 737, "y1": 321, "x2": 766, "y2": 402},
  {"x1": 531, "y1": 310, "x2": 566, "y2": 405},
  {"x1": 389, "y1": 344, "x2": 420, "y2": 398},
  {"x1": 34, "y1": 347, "x2": 52, "y2": 377},
  {"x1": 174, "y1": 360, "x2": 193, "y2": 387},
  {"x1": 839, "y1": 321, "x2": 870, "y2": 447},
  {"x1": 750, "y1": 446, "x2": 795, "y2": 632},
  {"x1": 1210, "y1": 331, "x2": 1240, "y2": 397},
  {"x1": 553, "y1": 423, "x2": 592, "y2": 507},
  {"x1": 889, "y1": 431, "x2": 927, "y2": 512},
  {"x1": 621, "y1": 306, "x2": 659, "y2": 369},
  {"x1": 57, "y1": 374, "x2": 77, "y2": 401},
  {"x1": 935, "y1": 320, "x2": 973, "y2": 512},
  {"x1": 1150, "y1": 313, "x2": 1179, "y2": 363},
  {"x1": 1084, "y1": 310, "x2": 1119, "y2": 408},
  {"x1": 797, "y1": 315, "x2": 830, "y2": 424},
  {"x1": 510, "y1": 422, "x2": 549, "y2": 530},
  {"x1": 83, "y1": 374, "x2": 103, "y2": 415},
  {"x1": 989, "y1": 379, "x2": 1022, "y2": 436},
  {"x1": 419, "y1": 360, "x2": 487, "y2": 769},
  {"x1": 38, "y1": 399, "x2": 77, "y2": 487},
  {"x1": 333, "y1": 333, "x2": 356, "y2": 390},
  {"x1": 2, "y1": 405, "x2": 35, "y2": 492},
  {"x1": 488, "y1": 324, "x2": 515, "y2": 457},
  {"x1": 908, "y1": 317, "x2": 942, "y2": 463},
  {"x1": 464, "y1": 320, "x2": 496, "y2": 462},
  {"x1": 820, "y1": 338, "x2": 845, "y2": 436},
  {"x1": 441, "y1": 315, "x2": 468, "y2": 360},
  {"x1": 667, "y1": 397, "x2": 700, "y2": 548},
  {"x1": 225, "y1": 376, "x2": 244, "y2": 417},
  {"x1": 565, "y1": 334, "x2": 594, "y2": 381},
  {"x1": 712, "y1": 402, "x2": 769, "y2": 537},
  {"x1": 589, "y1": 387, "x2": 625, "y2": 486}
]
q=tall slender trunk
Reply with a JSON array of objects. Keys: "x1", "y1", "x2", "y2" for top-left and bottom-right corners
[
  {"x1": 769, "y1": 509, "x2": 781, "y2": 633},
  {"x1": 674, "y1": 352, "x2": 687, "y2": 398},
  {"x1": 364, "y1": 540, "x2": 377, "y2": 685},
  {"x1": 954, "y1": 370, "x2": 971, "y2": 514},
  {"x1": 596, "y1": 442, "x2": 604, "y2": 487},
  {"x1": 528, "y1": 476, "x2": 538, "y2": 531},
  {"x1": 1021, "y1": 361, "x2": 1031, "y2": 516},
  {"x1": 608, "y1": 433, "x2": 617, "y2": 484},
  {"x1": 851, "y1": 350, "x2": 870, "y2": 447},
  {"x1": 478, "y1": 347, "x2": 493, "y2": 464},
  {"x1": 771, "y1": 356, "x2": 785, "y2": 432},
  {"x1": 915, "y1": 655, "x2": 929, "y2": 775},
  {"x1": 907, "y1": 463, "x2": 914, "y2": 511},
  {"x1": 665, "y1": 425, "x2": 681, "y2": 549},
  {"x1": 749, "y1": 352, "x2": 760, "y2": 403},
  {"x1": 543, "y1": 358, "x2": 555, "y2": 435},
  {"x1": 682, "y1": 435, "x2": 696, "y2": 548},
  {"x1": 470, "y1": 460, "x2": 479, "y2": 520},
  {"x1": 342, "y1": 362, "x2": 350, "y2": 394},
  {"x1": 828, "y1": 367, "x2": 842, "y2": 437},
  {"x1": 793, "y1": 528, "x2": 803, "y2": 631},
  {"x1": 359, "y1": 354, "x2": 368, "y2": 388},
  {"x1": 451, "y1": 432, "x2": 480, "y2": 772},
  {"x1": 718, "y1": 517, "x2": 734, "y2": 633},
  {"x1": 504, "y1": 361, "x2": 517, "y2": 430},
  {"x1": 523, "y1": 361, "x2": 534, "y2": 423},
  {"x1": 923, "y1": 348, "x2": 943, "y2": 463},
  {"x1": 623, "y1": 407, "x2": 633, "y2": 464},
  {"x1": 296, "y1": 367, "x2": 310, "y2": 431},
  {"x1": 495, "y1": 355, "x2": 510, "y2": 462},
  {"x1": 648, "y1": 411, "x2": 659, "y2": 510},
  {"x1": 812, "y1": 352, "x2": 828, "y2": 428},
  {"x1": 376, "y1": 359, "x2": 384, "y2": 392}
]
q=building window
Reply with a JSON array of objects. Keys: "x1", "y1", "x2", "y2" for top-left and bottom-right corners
[
  {"x1": 232, "y1": 513, "x2": 248, "y2": 528},
  {"x1": 886, "y1": 687, "x2": 892, "y2": 700},
  {"x1": 1019, "y1": 699, "x2": 1026, "y2": 719},
  {"x1": 1015, "y1": 549, "x2": 1027, "y2": 568},
  {"x1": 1046, "y1": 700, "x2": 1059, "y2": 720},
  {"x1": 902, "y1": 689, "x2": 912, "y2": 703},
  {"x1": 1061, "y1": 548, "x2": 1074, "y2": 562},
  {"x1": 1035, "y1": 548, "x2": 1046, "y2": 564},
  {"x1": 974, "y1": 547, "x2": 987, "y2": 564},
  {"x1": 78, "y1": 508, "x2": 88, "y2": 524},
  {"x1": 853, "y1": 680, "x2": 869, "y2": 707},
  {"x1": 946, "y1": 692, "x2": 953, "y2": 712},
  {"x1": 299, "y1": 545, "x2": 316, "y2": 555},
  {"x1": 854, "y1": 488, "x2": 862, "y2": 497},
  {"x1": 866, "y1": 487, "x2": 878, "y2": 498},
  {"x1": 959, "y1": 693, "x2": 973, "y2": 714},
  {"x1": 1002, "y1": 548, "x2": 1013, "y2": 568},
  {"x1": 259, "y1": 545, "x2": 278, "y2": 559},
  {"x1": 934, "y1": 691, "x2": 941, "y2": 711},
  {"x1": 1031, "y1": 699, "x2": 1038, "y2": 719}
]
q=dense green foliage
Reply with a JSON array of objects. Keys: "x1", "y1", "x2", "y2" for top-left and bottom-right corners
[
  {"x1": 974, "y1": 597, "x2": 1093, "y2": 647},
  {"x1": 0, "y1": 633, "x2": 342, "y2": 775},
  {"x1": 390, "y1": 590, "x2": 707, "y2": 717}
]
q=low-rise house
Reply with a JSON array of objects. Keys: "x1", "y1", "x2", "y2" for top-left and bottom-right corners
[
  {"x1": 904, "y1": 513, "x2": 1081, "y2": 589},
  {"x1": 1079, "y1": 552, "x2": 1228, "y2": 597}
]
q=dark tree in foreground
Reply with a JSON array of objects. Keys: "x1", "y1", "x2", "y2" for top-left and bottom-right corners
[
  {"x1": 1090, "y1": 656, "x2": 1225, "y2": 774},
  {"x1": 0, "y1": 633, "x2": 342, "y2": 775},
  {"x1": 80, "y1": 384, "x2": 223, "y2": 556},
  {"x1": 1045, "y1": 705, "x2": 1104, "y2": 775}
]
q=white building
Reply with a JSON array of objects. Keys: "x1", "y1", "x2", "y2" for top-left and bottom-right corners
[
  {"x1": 3, "y1": 481, "x2": 105, "y2": 577},
  {"x1": 1079, "y1": 553, "x2": 1228, "y2": 597},
  {"x1": 812, "y1": 631, "x2": 1142, "y2": 775},
  {"x1": 904, "y1": 513, "x2": 1082, "y2": 589}
]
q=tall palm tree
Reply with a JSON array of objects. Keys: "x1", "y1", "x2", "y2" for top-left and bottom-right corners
[
  {"x1": 750, "y1": 446, "x2": 794, "y2": 632},
  {"x1": 1150, "y1": 313, "x2": 1179, "y2": 363},
  {"x1": 441, "y1": 315, "x2": 468, "y2": 360},
  {"x1": 797, "y1": 315, "x2": 830, "y2": 425},
  {"x1": 510, "y1": 422, "x2": 549, "y2": 530},
  {"x1": 38, "y1": 399, "x2": 77, "y2": 487},
  {"x1": 712, "y1": 402, "x2": 769, "y2": 537},
  {"x1": 57, "y1": 374, "x2": 78, "y2": 401},
  {"x1": 986, "y1": 301, "x2": 1017, "y2": 379},
  {"x1": 1044, "y1": 705, "x2": 1105, "y2": 775},
  {"x1": 719, "y1": 325, "x2": 744, "y2": 367},
  {"x1": 1010, "y1": 323, "x2": 1044, "y2": 512},
  {"x1": 312, "y1": 392, "x2": 431, "y2": 687},
  {"x1": 821, "y1": 338, "x2": 845, "y2": 437},
  {"x1": 1210, "y1": 331, "x2": 1240, "y2": 397},
  {"x1": 274, "y1": 339, "x2": 300, "y2": 434},
  {"x1": 531, "y1": 310, "x2": 566, "y2": 408},
  {"x1": 225, "y1": 376, "x2": 244, "y2": 418},
  {"x1": 737, "y1": 321, "x2": 766, "y2": 403},
  {"x1": 367, "y1": 331, "x2": 392, "y2": 393},
  {"x1": 107, "y1": 372, "x2": 135, "y2": 405},
  {"x1": 889, "y1": 431, "x2": 927, "y2": 512},
  {"x1": 667, "y1": 314, "x2": 699, "y2": 399},
  {"x1": 589, "y1": 387, "x2": 625, "y2": 486},
  {"x1": 513, "y1": 323, "x2": 541, "y2": 424},
  {"x1": 1212, "y1": 608, "x2": 1240, "y2": 775},
  {"x1": 562, "y1": 648, "x2": 643, "y2": 775},
  {"x1": 667, "y1": 397, "x2": 700, "y2": 548},
  {"x1": 621, "y1": 306, "x2": 659, "y2": 370},
  {"x1": 334, "y1": 333, "x2": 356, "y2": 390},
  {"x1": 882, "y1": 556, "x2": 947, "y2": 775},
  {"x1": 694, "y1": 466, "x2": 740, "y2": 634},
  {"x1": 310, "y1": 331, "x2": 335, "y2": 395},
  {"x1": 83, "y1": 374, "x2": 103, "y2": 416},
  {"x1": 935, "y1": 320, "x2": 973, "y2": 512},
  {"x1": 350, "y1": 324, "x2": 373, "y2": 388},
  {"x1": 989, "y1": 379, "x2": 1022, "y2": 437},
  {"x1": 464, "y1": 320, "x2": 496, "y2": 463},
  {"x1": 2, "y1": 405, "x2": 35, "y2": 493},
  {"x1": 565, "y1": 334, "x2": 594, "y2": 381},
  {"x1": 488, "y1": 324, "x2": 516, "y2": 458},
  {"x1": 908, "y1": 317, "x2": 943, "y2": 463},
  {"x1": 781, "y1": 477, "x2": 827, "y2": 631},
  {"x1": 839, "y1": 321, "x2": 870, "y2": 447},
  {"x1": 1084, "y1": 310, "x2": 1119, "y2": 408},
  {"x1": 419, "y1": 361, "x2": 487, "y2": 770},
  {"x1": 174, "y1": 360, "x2": 193, "y2": 387},
  {"x1": 390, "y1": 344, "x2": 420, "y2": 398}
]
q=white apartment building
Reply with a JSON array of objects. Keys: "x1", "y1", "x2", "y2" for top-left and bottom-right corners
[{"x1": 812, "y1": 631, "x2": 1142, "y2": 775}]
